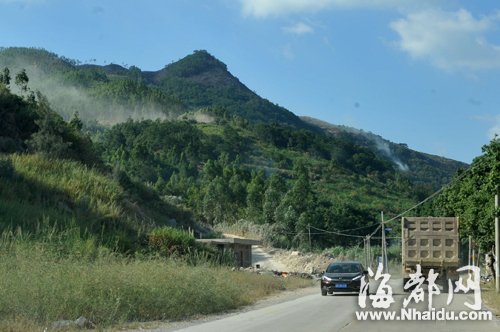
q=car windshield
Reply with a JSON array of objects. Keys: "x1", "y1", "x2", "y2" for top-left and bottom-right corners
[{"x1": 326, "y1": 263, "x2": 361, "y2": 274}]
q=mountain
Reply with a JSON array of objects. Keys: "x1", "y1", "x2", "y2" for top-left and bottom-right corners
[
  {"x1": 301, "y1": 116, "x2": 467, "y2": 190},
  {"x1": 0, "y1": 47, "x2": 466, "y2": 191},
  {"x1": 0, "y1": 47, "x2": 185, "y2": 124},
  {"x1": 0, "y1": 48, "x2": 305, "y2": 128},
  {"x1": 0, "y1": 46, "x2": 476, "y2": 251},
  {"x1": 143, "y1": 50, "x2": 305, "y2": 127}
]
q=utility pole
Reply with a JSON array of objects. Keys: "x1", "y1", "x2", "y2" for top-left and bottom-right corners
[
  {"x1": 367, "y1": 236, "x2": 372, "y2": 269},
  {"x1": 495, "y1": 193, "x2": 499, "y2": 292},
  {"x1": 308, "y1": 224, "x2": 311, "y2": 251},
  {"x1": 381, "y1": 211, "x2": 387, "y2": 273},
  {"x1": 468, "y1": 235, "x2": 472, "y2": 267},
  {"x1": 472, "y1": 247, "x2": 475, "y2": 267},
  {"x1": 363, "y1": 235, "x2": 369, "y2": 268}
]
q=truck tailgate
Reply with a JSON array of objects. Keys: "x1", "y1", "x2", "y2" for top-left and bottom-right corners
[{"x1": 402, "y1": 217, "x2": 459, "y2": 267}]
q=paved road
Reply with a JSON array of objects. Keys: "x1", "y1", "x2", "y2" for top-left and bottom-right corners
[{"x1": 155, "y1": 278, "x2": 500, "y2": 332}]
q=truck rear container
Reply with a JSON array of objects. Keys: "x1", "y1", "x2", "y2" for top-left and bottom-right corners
[{"x1": 401, "y1": 217, "x2": 460, "y2": 292}]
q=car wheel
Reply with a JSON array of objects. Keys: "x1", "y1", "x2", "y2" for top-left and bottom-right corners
[{"x1": 321, "y1": 289, "x2": 327, "y2": 296}]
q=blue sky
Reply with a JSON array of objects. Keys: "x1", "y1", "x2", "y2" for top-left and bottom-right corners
[{"x1": 1, "y1": 0, "x2": 500, "y2": 163}]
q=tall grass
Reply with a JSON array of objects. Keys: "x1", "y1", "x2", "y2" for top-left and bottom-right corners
[
  {"x1": 0, "y1": 231, "x2": 312, "y2": 331},
  {"x1": 2, "y1": 154, "x2": 125, "y2": 219},
  {"x1": 0, "y1": 153, "x2": 194, "y2": 253}
]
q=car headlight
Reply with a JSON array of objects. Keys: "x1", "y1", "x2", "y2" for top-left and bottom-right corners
[
  {"x1": 322, "y1": 275, "x2": 332, "y2": 282},
  {"x1": 352, "y1": 274, "x2": 363, "y2": 281}
]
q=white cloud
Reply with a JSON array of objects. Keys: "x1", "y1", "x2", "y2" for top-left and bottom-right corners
[
  {"x1": 390, "y1": 9, "x2": 500, "y2": 71},
  {"x1": 488, "y1": 115, "x2": 500, "y2": 139},
  {"x1": 473, "y1": 114, "x2": 500, "y2": 139},
  {"x1": 240, "y1": 0, "x2": 426, "y2": 17},
  {"x1": 283, "y1": 22, "x2": 314, "y2": 35}
]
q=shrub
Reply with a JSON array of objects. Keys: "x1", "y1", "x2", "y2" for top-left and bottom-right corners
[
  {"x1": 0, "y1": 157, "x2": 14, "y2": 178},
  {"x1": 148, "y1": 226, "x2": 195, "y2": 256}
]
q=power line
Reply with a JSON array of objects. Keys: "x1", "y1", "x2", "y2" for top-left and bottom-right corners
[
  {"x1": 309, "y1": 225, "x2": 365, "y2": 238},
  {"x1": 333, "y1": 223, "x2": 380, "y2": 232},
  {"x1": 271, "y1": 158, "x2": 478, "y2": 243},
  {"x1": 365, "y1": 162, "x2": 475, "y2": 238},
  {"x1": 331, "y1": 159, "x2": 478, "y2": 238}
]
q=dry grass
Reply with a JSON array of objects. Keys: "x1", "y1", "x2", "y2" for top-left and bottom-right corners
[
  {"x1": 0, "y1": 241, "x2": 312, "y2": 331},
  {"x1": 482, "y1": 281, "x2": 500, "y2": 317}
]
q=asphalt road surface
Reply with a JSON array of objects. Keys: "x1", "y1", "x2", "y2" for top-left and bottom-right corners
[{"x1": 153, "y1": 278, "x2": 500, "y2": 332}]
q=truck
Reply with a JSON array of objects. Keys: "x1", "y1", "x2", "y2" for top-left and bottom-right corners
[{"x1": 401, "y1": 217, "x2": 460, "y2": 292}]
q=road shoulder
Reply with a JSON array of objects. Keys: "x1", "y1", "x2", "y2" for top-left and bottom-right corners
[{"x1": 118, "y1": 285, "x2": 319, "y2": 332}]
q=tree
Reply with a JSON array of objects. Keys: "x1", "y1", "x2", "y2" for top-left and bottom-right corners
[
  {"x1": 0, "y1": 67, "x2": 10, "y2": 86},
  {"x1": 420, "y1": 137, "x2": 500, "y2": 250},
  {"x1": 202, "y1": 176, "x2": 229, "y2": 225},
  {"x1": 69, "y1": 111, "x2": 83, "y2": 131},
  {"x1": 287, "y1": 161, "x2": 314, "y2": 215},
  {"x1": 27, "y1": 110, "x2": 72, "y2": 159},
  {"x1": 263, "y1": 174, "x2": 287, "y2": 224},
  {"x1": 15, "y1": 69, "x2": 29, "y2": 92},
  {"x1": 229, "y1": 172, "x2": 247, "y2": 207},
  {"x1": 246, "y1": 170, "x2": 266, "y2": 222}
]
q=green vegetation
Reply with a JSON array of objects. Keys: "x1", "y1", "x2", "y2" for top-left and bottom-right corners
[
  {"x1": 0, "y1": 78, "x2": 193, "y2": 253},
  {"x1": 482, "y1": 281, "x2": 500, "y2": 316},
  {"x1": 0, "y1": 55, "x2": 467, "y2": 237},
  {"x1": 0, "y1": 46, "x2": 465, "y2": 190},
  {"x1": 419, "y1": 138, "x2": 499, "y2": 251},
  {"x1": 302, "y1": 116, "x2": 467, "y2": 190},
  {"x1": 98, "y1": 112, "x2": 419, "y2": 249},
  {"x1": 0, "y1": 47, "x2": 186, "y2": 123},
  {"x1": 0, "y1": 233, "x2": 312, "y2": 330},
  {"x1": 0, "y1": 79, "x2": 313, "y2": 329},
  {"x1": 153, "y1": 50, "x2": 304, "y2": 126},
  {"x1": 0, "y1": 48, "x2": 488, "y2": 329},
  {"x1": 0, "y1": 153, "x2": 195, "y2": 253}
]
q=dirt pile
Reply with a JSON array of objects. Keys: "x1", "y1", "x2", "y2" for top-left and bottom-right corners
[{"x1": 254, "y1": 246, "x2": 335, "y2": 274}]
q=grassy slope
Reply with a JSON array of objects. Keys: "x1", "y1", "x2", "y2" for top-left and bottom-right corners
[{"x1": 0, "y1": 154, "x2": 192, "y2": 251}]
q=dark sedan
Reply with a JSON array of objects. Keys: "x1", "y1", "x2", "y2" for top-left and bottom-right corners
[{"x1": 320, "y1": 261, "x2": 369, "y2": 296}]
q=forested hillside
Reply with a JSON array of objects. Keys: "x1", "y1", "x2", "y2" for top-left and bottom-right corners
[
  {"x1": 0, "y1": 47, "x2": 466, "y2": 190},
  {"x1": 144, "y1": 50, "x2": 304, "y2": 126},
  {"x1": 302, "y1": 116, "x2": 467, "y2": 190},
  {"x1": 0, "y1": 47, "x2": 185, "y2": 124},
  {"x1": 98, "y1": 109, "x2": 420, "y2": 248},
  {"x1": 0, "y1": 47, "x2": 470, "y2": 250},
  {"x1": 0, "y1": 76, "x2": 195, "y2": 252}
]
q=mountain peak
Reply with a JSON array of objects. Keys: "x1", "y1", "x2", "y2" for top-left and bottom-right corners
[
  {"x1": 146, "y1": 50, "x2": 305, "y2": 127},
  {"x1": 153, "y1": 50, "x2": 229, "y2": 83},
  {"x1": 182, "y1": 49, "x2": 228, "y2": 72}
]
